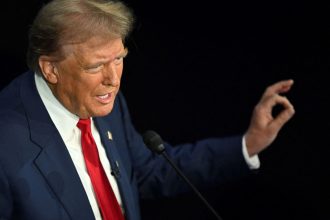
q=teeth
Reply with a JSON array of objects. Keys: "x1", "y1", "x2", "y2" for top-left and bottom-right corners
[{"x1": 98, "y1": 94, "x2": 109, "y2": 99}]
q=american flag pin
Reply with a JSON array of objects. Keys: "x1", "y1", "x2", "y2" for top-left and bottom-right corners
[{"x1": 107, "y1": 131, "x2": 113, "y2": 140}]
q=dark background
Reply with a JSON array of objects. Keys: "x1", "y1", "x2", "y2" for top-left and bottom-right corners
[{"x1": 1, "y1": 1, "x2": 329, "y2": 219}]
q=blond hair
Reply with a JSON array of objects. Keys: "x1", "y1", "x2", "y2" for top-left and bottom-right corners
[{"x1": 27, "y1": 0, "x2": 134, "y2": 74}]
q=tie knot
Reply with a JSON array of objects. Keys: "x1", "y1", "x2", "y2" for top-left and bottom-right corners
[{"x1": 77, "y1": 118, "x2": 91, "y2": 131}]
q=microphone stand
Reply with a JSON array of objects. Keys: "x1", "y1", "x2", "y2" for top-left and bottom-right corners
[
  {"x1": 142, "y1": 130, "x2": 223, "y2": 220},
  {"x1": 161, "y1": 151, "x2": 223, "y2": 220}
]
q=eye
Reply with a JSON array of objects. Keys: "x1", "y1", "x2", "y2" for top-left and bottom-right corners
[
  {"x1": 113, "y1": 56, "x2": 124, "y2": 65},
  {"x1": 85, "y1": 64, "x2": 103, "y2": 73}
]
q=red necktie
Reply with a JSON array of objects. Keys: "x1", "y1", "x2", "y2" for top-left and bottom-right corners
[{"x1": 77, "y1": 118, "x2": 124, "y2": 220}]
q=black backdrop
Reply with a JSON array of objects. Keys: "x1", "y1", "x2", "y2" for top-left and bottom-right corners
[{"x1": 1, "y1": 1, "x2": 329, "y2": 219}]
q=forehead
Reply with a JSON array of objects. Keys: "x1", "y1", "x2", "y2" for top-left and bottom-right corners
[{"x1": 63, "y1": 37, "x2": 124, "y2": 60}]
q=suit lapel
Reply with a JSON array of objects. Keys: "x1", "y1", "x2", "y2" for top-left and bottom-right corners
[
  {"x1": 21, "y1": 72, "x2": 94, "y2": 219},
  {"x1": 95, "y1": 117, "x2": 140, "y2": 220}
]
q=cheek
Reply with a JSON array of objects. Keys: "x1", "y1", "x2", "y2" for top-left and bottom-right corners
[
  {"x1": 77, "y1": 80, "x2": 98, "y2": 98},
  {"x1": 59, "y1": 76, "x2": 94, "y2": 103},
  {"x1": 78, "y1": 76, "x2": 105, "y2": 98}
]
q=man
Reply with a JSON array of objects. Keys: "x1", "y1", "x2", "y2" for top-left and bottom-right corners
[{"x1": 0, "y1": 0, "x2": 295, "y2": 219}]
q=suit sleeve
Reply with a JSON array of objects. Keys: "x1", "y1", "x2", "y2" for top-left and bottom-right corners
[
  {"x1": 0, "y1": 161, "x2": 13, "y2": 219},
  {"x1": 116, "y1": 92, "x2": 253, "y2": 199}
]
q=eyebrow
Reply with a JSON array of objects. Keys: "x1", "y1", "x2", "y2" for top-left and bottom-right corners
[
  {"x1": 77, "y1": 48, "x2": 128, "y2": 69},
  {"x1": 96, "y1": 48, "x2": 128, "y2": 61}
]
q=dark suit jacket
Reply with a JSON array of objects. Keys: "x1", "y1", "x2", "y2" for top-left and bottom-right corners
[{"x1": 0, "y1": 71, "x2": 251, "y2": 220}]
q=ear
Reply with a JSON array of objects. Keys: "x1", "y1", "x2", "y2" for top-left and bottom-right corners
[{"x1": 38, "y1": 55, "x2": 59, "y2": 84}]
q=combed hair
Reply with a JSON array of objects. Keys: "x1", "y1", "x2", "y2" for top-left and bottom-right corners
[{"x1": 27, "y1": 0, "x2": 134, "y2": 74}]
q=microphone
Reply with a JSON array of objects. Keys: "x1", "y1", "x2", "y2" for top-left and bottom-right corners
[{"x1": 142, "y1": 130, "x2": 223, "y2": 220}]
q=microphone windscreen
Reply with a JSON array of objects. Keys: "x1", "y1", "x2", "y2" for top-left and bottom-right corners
[{"x1": 142, "y1": 130, "x2": 165, "y2": 154}]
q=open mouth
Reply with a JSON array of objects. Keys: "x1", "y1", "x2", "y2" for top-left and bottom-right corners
[{"x1": 96, "y1": 93, "x2": 112, "y2": 104}]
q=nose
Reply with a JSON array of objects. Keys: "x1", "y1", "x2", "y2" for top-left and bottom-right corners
[{"x1": 102, "y1": 63, "x2": 121, "y2": 87}]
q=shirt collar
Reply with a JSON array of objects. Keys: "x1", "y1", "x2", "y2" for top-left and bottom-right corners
[{"x1": 34, "y1": 73, "x2": 80, "y2": 142}]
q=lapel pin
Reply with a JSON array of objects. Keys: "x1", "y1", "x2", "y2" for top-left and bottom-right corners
[{"x1": 107, "y1": 131, "x2": 113, "y2": 140}]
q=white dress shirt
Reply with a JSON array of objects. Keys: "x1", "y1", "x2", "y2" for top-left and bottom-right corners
[
  {"x1": 35, "y1": 73, "x2": 123, "y2": 220},
  {"x1": 242, "y1": 136, "x2": 260, "y2": 169}
]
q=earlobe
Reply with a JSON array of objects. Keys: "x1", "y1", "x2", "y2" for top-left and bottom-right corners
[{"x1": 38, "y1": 56, "x2": 58, "y2": 84}]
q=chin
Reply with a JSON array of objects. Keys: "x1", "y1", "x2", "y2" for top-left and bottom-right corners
[{"x1": 94, "y1": 106, "x2": 114, "y2": 117}]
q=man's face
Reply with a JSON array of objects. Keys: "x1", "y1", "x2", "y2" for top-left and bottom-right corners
[{"x1": 47, "y1": 37, "x2": 127, "y2": 119}]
